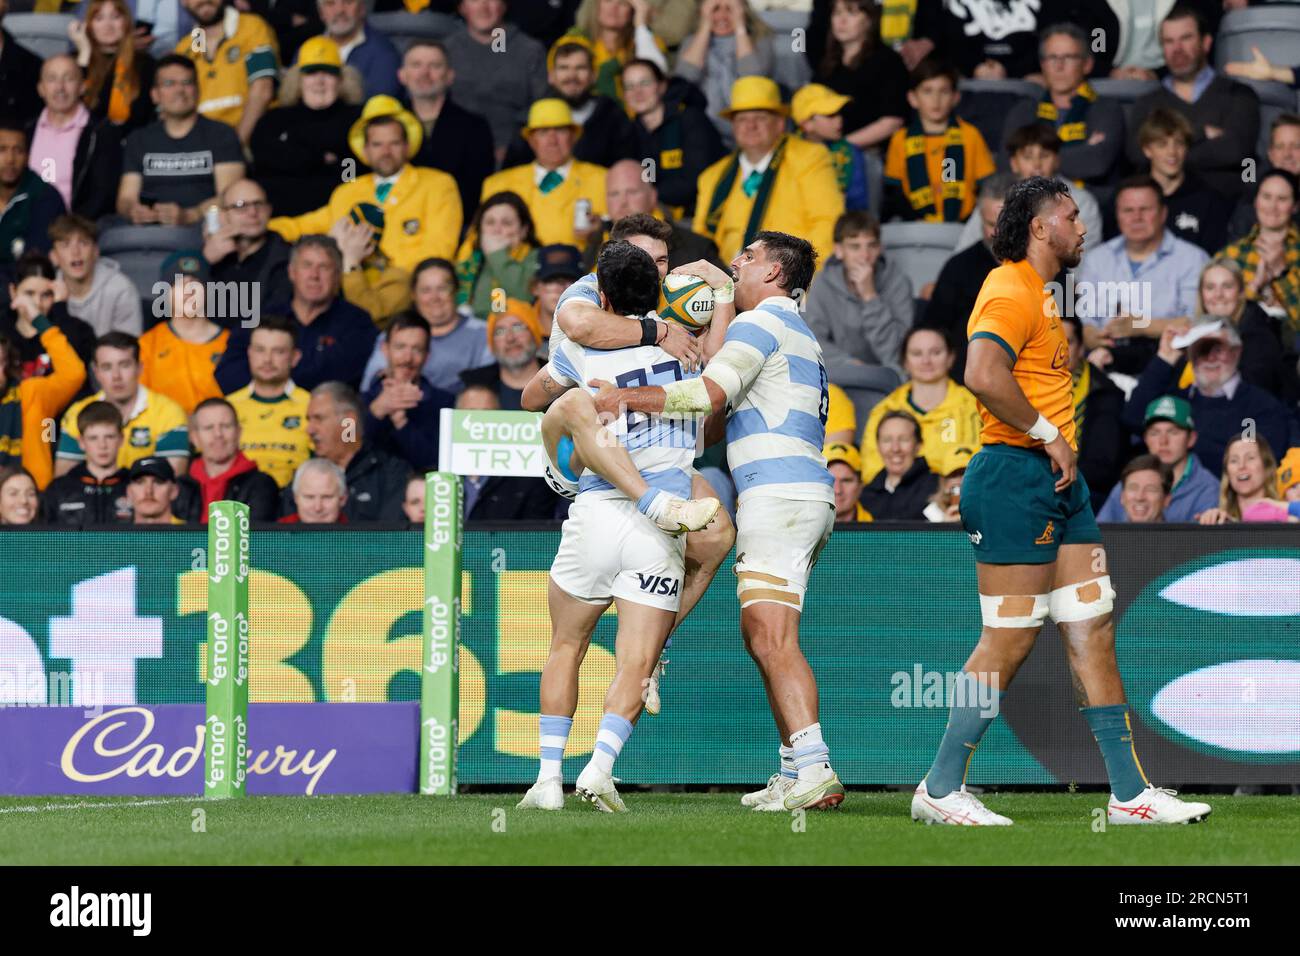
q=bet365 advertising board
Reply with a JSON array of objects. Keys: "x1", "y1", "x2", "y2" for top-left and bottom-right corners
[{"x1": 0, "y1": 526, "x2": 1296, "y2": 794}]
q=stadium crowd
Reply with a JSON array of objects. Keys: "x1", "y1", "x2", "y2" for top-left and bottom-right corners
[{"x1": 1, "y1": 0, "x2": 1300, "y2": 527}]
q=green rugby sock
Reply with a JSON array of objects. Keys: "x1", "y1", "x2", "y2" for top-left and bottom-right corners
[
  {"x1": 924, "y1": 688, "x2": 1003, "y2": 799},
  {"x1": 1082, "y1": 704, "x2": 1149, "y2": 802}
]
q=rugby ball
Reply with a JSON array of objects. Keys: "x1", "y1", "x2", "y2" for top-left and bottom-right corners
[{"x1": 659, "y1": 274, "x2": 715, "y2": 331}]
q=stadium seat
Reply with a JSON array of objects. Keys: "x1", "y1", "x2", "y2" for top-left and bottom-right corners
[
  {"x1": 97, "y1": 224, "x2": 204, "y2": 326},
  {"x1": 880, "y1": 221, "x2": 965, "y2": 294},
  {"x1": 757, "y1": 9, "x2": 813, "y2": 97},
  {"x1": 366, "y1": 11, "x2": 457, "y2": 53},
  {"x1": 5, "y1": 13, "x2": 76, "y2": 61},
  {"x1": 955, "y1": 79, "x2": 1041, "y2": 154},
  {"x1": 864, "y1": 148, "x2": 882, "y2": 221},
  {"x1": 1087, "y1": 77, "x2": 1160, "y2": 131},
  {"x1": 1235, "y1": 78, "x2": 1300, "y2": 156},
  {"x1": 1214, "y1": 6, "x2": 1300, "y2": 72}
]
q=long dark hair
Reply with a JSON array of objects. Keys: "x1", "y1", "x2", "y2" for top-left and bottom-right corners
[
  {"x1": 471, "y1": 191, "x2": 538, "y2": 252},
  {"x1": 991, "y1": 176, "x2": 1071, "y2": 262},
  {"x1": 819, "y1": 0, "x2": 881, "y2": 78}
]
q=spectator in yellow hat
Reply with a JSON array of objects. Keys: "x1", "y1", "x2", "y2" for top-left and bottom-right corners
[
  {"x1": 693, "y1": 76, "x2": 844, "y2": 267},
  {"x1": 250, "y1": 36, "x2": 365, "y2": 218},
  {"x1": 499, "y1": 34, "x2": 634, "y2": 170},
  {"x1": 824, "y1": 441, "x2": 872, "y2": 523},
  {"x1": 268, "y1": 94, "x2": 463, "y2": 272},
  {"x1": 311, "y1": 0, "x2": 401, "y2": 99},
  {"x1": 673, "y1": 0, "x2": 775, "y2": 146},
  {"x1": 479, "y1": 99, "x2": 609, "y2": 248},
  {"x1": 793, "y1": 83, "x2": 868, "y2": 211}
]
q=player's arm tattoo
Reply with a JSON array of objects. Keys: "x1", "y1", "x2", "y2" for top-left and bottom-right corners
[{"x1": 541, "y1": 375, "x2": 563, "y2": 397}]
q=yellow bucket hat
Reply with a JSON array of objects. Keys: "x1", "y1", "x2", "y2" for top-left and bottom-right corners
[
  {"x1": 521, "y1": 97, "x2": 582, "y2": 139},
  {"x1": 822, "y1": 442, "x2": 862, "y2": 474},
  {"x1": 791, "y1": 83, "x2": 851, "y2": 125},
  {"x1": 721, "y1": 76, "x2": 788, "y2": 119},
  {"x1": 297, "y1": 36, "x2": 342, "y2": 74},
  {"x1": 347, "y1": 94, "x2": 423, "y2": 161}
]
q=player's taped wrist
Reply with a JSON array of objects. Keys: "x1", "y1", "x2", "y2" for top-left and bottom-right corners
[
  {"x1": 639, "y1": 316, "x2": 658, "y2": 347},
  {"x1": 1027, "y1": 413, "x2": 1059, "y2": 443},
  {"x1": 662, "y1": 377, "x2": 712, "y2": 416},
  {"x1": 713, "y1": 279, "x2": 735, "y2": 304}
]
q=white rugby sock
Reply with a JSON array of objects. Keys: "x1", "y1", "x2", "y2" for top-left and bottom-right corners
[{"x1": 790, "y1": 722, "x2": 832, "y2": 781}]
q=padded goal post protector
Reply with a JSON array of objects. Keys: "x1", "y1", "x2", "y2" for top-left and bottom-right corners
[
  {"x1": 205, "y1": 500, "x2": 250, "y2": 799},
  {"x1": 421, "y1": 472, "x2": 463, "y2": 795}
]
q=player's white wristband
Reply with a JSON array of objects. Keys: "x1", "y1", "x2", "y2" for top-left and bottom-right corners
[
  {"x1": 1027, "y1": 413, "x2": 1059, "y2": 443},
  {"x1": 713, "y1": 279, "x2": 735, "y2": 304}
]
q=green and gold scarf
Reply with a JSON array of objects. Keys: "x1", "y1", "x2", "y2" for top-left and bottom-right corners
[
  {"x1": 902, "y1": 118, "x2": 964, "y2": 222},
  {"x1": 705, "y1": 135, "x2": 789, "y2": 250},
  {"x1": 1037, "y1": 82, "x2": 1096, "y2": 144}
]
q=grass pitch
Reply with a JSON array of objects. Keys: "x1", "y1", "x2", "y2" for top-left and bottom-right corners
[{"x1": 2, "y1": 791, "x2": 1298, "y2": 866}]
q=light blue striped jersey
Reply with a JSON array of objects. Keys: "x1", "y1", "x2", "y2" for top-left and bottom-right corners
[
  {"x1": 718, "y1": 295, "x2": 834, "y2": 504},
  {"x1": 546, "y1": 330, "x2": 701, "y2": 501},
  {"x1": 550, "y1": 272, "x2": 600, "y2": 357}
]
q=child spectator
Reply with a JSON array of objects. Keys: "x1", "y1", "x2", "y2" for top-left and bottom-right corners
[
  {"x1": 883, "y1": 58, "x2": 994, "y2": 223},
  {"x1": 48, "y1": 215, "x2": 142, "y2": 338},
  {"x1": 1138, "y1": 108, "x2": 1228, "y2": 255},
  {"x1": 41, "y1": 400, "x2": 132, "y2": 525},
  {"x1": 139, "y1": 251, "x2": 229, "y2": 414},
  {"x1": 792, "y1": 83, "x2": 869, "y2": 212}
]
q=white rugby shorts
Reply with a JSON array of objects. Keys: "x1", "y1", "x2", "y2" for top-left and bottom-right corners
[
  {"x1": 550, "y1": 495, "x2": 687, "y2": 612},
  {"x1": 734, "y1": 497, "x2": 834, "y2": 610}
]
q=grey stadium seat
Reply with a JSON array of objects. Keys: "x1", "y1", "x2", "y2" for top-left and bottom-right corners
[
  {"x1": 97, "y1": 224, "x2": 204, "y2": 326},
  {"x1": 1235, "y1": 78, "x2": 1300, "y2": 156},
  {"x1": 366, "y1": 11, "x2": 457, "y2": 53},
  {"x1": 955, "y1": 79, "x2": 1041, "y2": 155},
  {"x1": 880, "y1": 221, "x2": 965, "y2": 295},
  {"x1": 758, "y1": 8, "x2": 812, "y2": 97},
  {"x1": 1214, "y1": 6, "x2": 1300, "y2": 72},
  {"x1": 6, "y1": 13, "x2": 76, "y2": 61},
  {"x1": 1087, "y1": 77, "x2": 1160, "y2": 134},
  {"x1": 864, "y1": 149, "x2": 883, "y2": 220}
]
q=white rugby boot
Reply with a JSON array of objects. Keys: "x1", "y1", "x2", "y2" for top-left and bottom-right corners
[
  {"x1": 742, "y1": 772, "x2": 797, "y2": 809},
  {"x1": 911, "y1": 779, "x2": 1012, "y2": 826},
  {"x1": 575, "y1": 765, "x2": 628, "y2": 813},
  {"x1": 756, "y1": 767, "x2": 845, "y2": 811},
  {"x1": 516, "y1": 777, "x2": 564, "y2": 811},
  {"x1": 642, "y1": 657, "x2": 668, "y2": 716},
  {"x1": 654, "y1": 496, "x2": 720, "y2": 535},
  {"x1": 1107, "y1": 787, "x2": 1211, "y2": 825}
]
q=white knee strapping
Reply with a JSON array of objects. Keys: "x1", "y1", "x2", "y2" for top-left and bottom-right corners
[
  {"x1": 979, "y1": 592, "x2": 1050, "y2": 629},
  {"x1": 1049, "y1": 575, "x2": 1115, "y2": 624}
]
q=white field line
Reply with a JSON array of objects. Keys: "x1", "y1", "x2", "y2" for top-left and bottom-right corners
[{"x1": 0, "y1": 797, "x2": 201, "y2": 814}]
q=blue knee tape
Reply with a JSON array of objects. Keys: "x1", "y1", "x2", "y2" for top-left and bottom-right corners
[{"x1": 557, "y1": 435, "x2": 578, "y2": 482}]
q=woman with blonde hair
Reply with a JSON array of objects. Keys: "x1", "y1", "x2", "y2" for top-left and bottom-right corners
[
  {"x1": 69, "y1": 0, "x2": 155, "y2": 132},
  {"x1": 673, "y1": 0, "x2": 774, "y2": 145},
  {"x1": 249, "y1": 37, "x2": 364, "y2": 217},
  {"x1": 571, "y1": 0, "x2": 671, "y2": 100},
  {"x1": 1198, "y1": 434, "x2": 1284, "y2": 524},
  {"x1": 1190, "y1": 258, "x2": 1299, "y2": 402}
]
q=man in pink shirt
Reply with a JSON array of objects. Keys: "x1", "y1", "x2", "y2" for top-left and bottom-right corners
[{"x1": 28, "y1": 55, "x2": 89, "y2": 211}]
